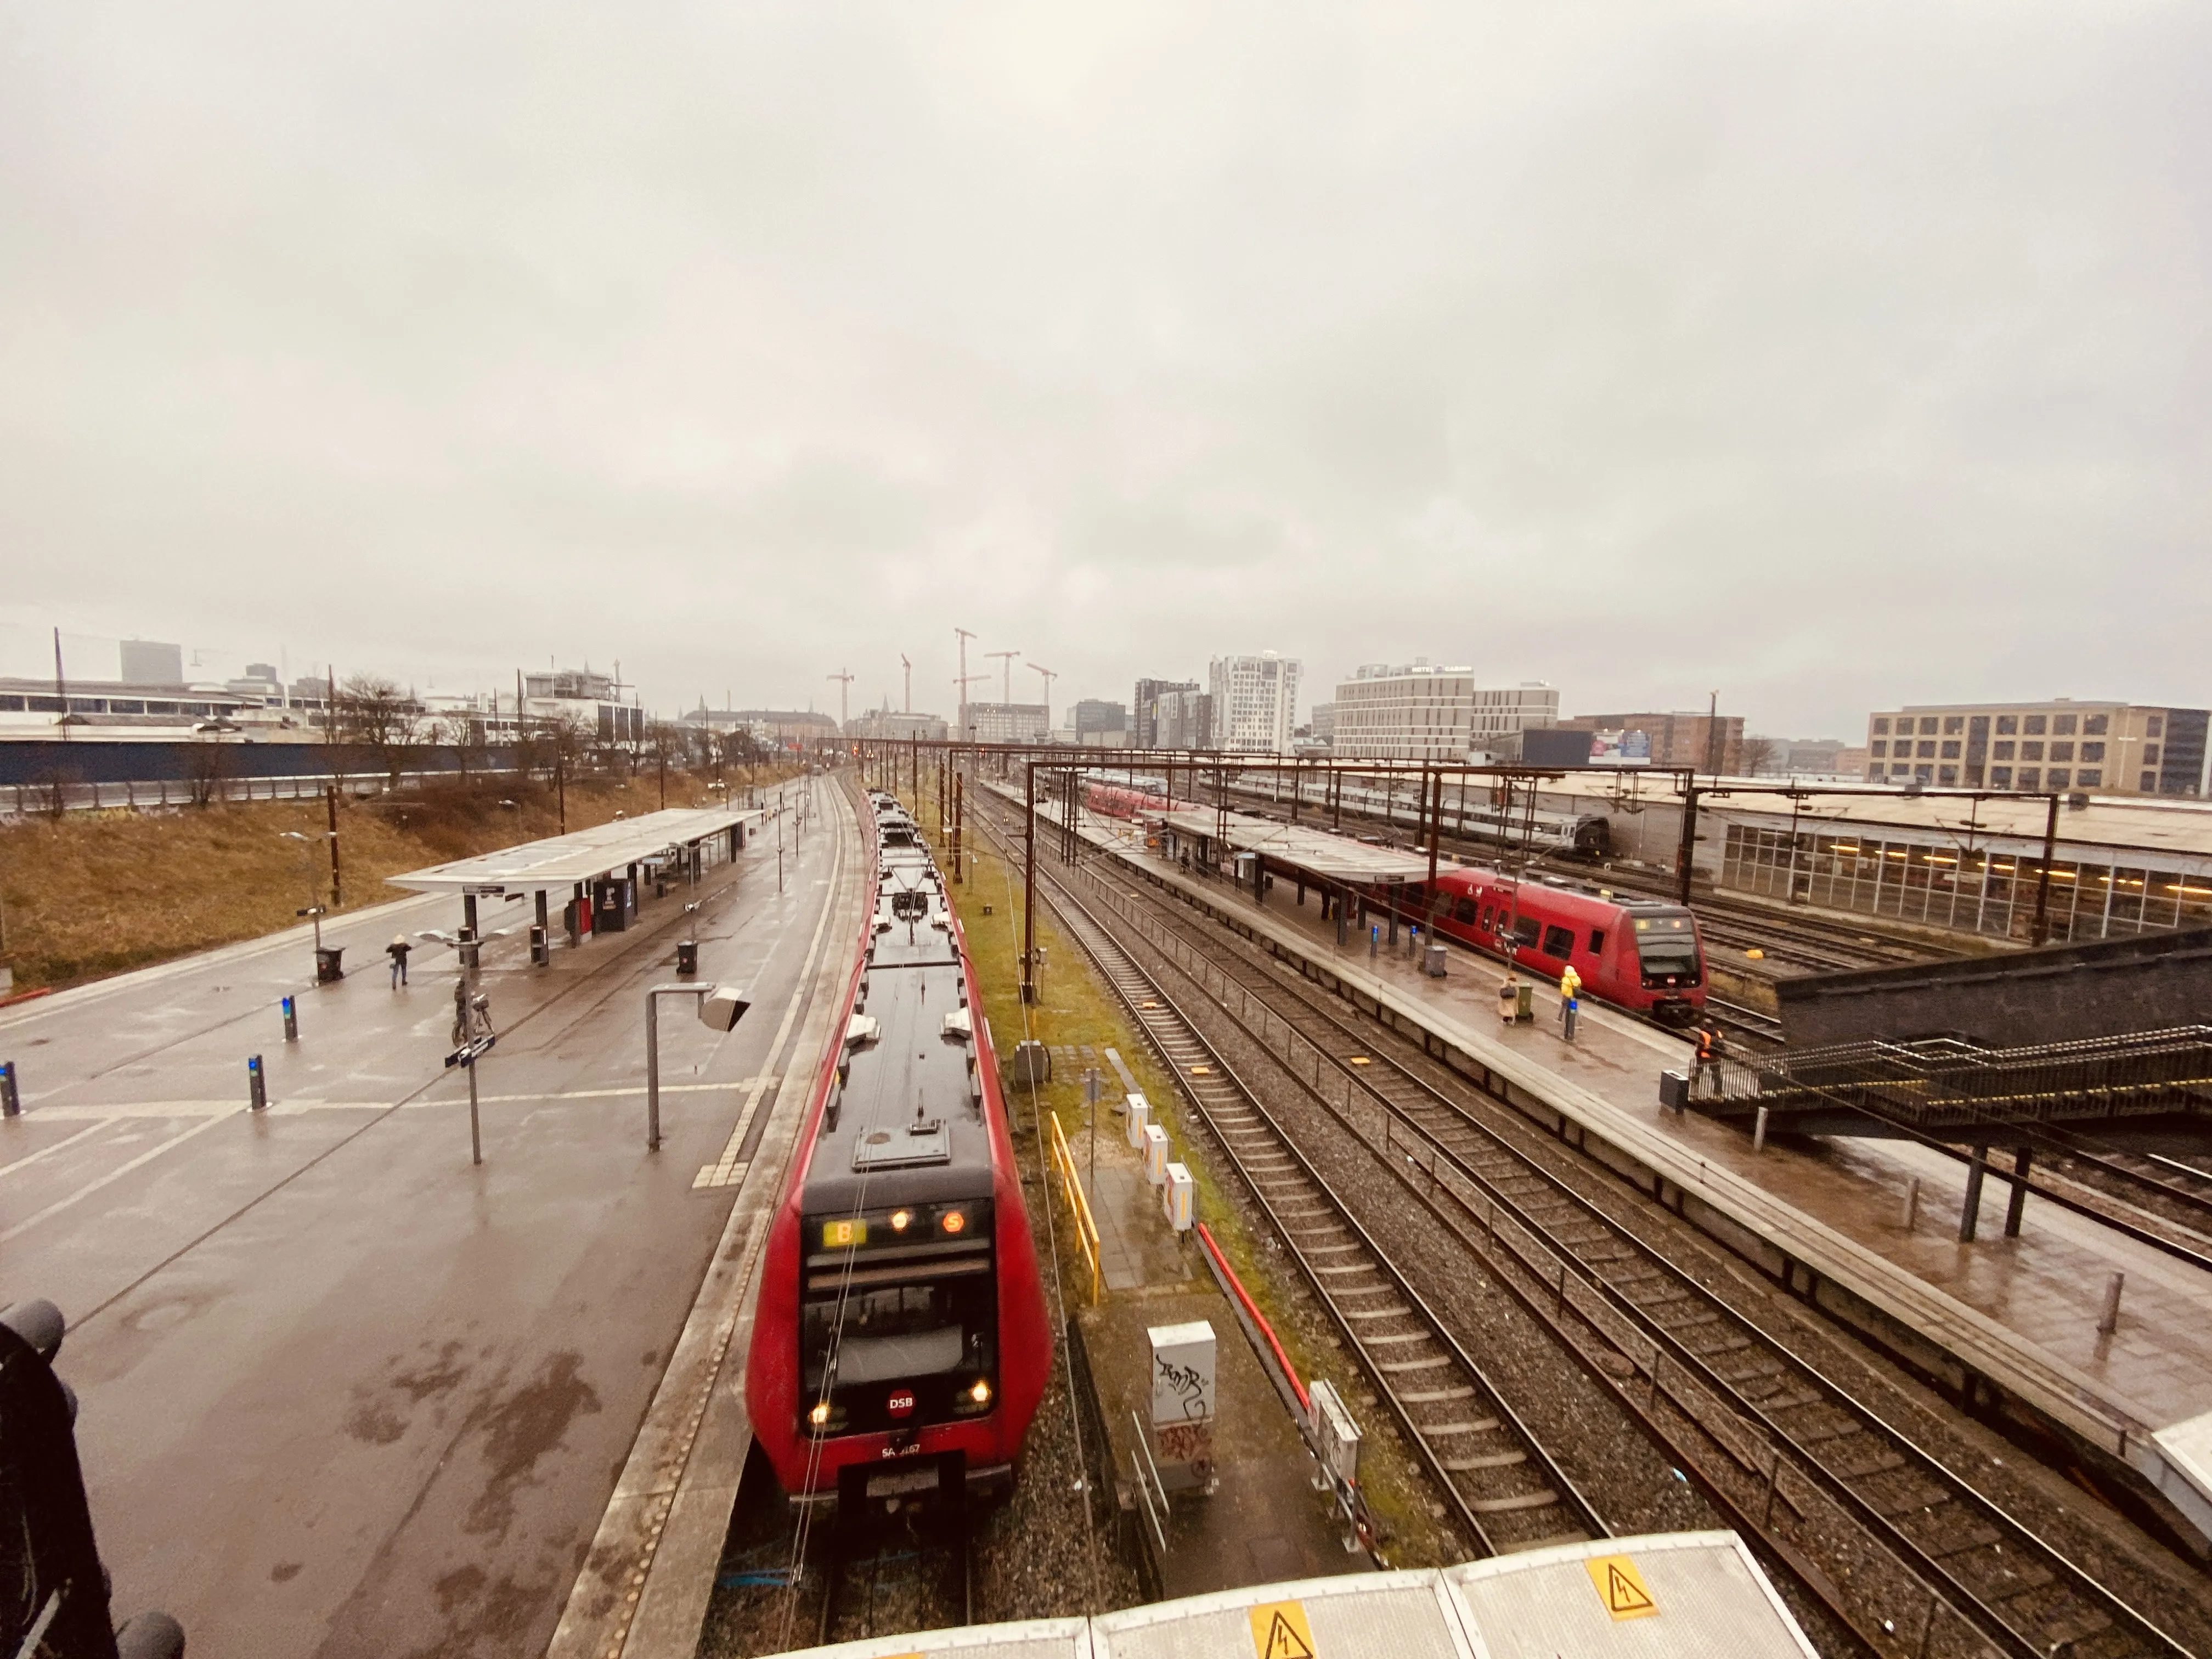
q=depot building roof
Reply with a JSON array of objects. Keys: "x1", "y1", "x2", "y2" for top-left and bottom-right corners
[
  {"x1": 1161, "y1": 806, "x2": 1434, "y2": 883},
  {"x1": 386, "y1": 805, "x2": 760, "y2": 895}
]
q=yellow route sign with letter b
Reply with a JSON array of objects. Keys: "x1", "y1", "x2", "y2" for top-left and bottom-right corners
[
  {"x1": 1249, "y1": 1599, "x2": 1318, "y2": 1659},
  {"x1": 1585, "y1": 1554, "x2": 1658, "y2": 1620}
]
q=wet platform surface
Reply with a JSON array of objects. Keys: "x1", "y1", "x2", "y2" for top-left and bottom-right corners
[
  {"x1": 0, "y1": 778, "x2": 854, "y2": 1658},
  {"x1": 1035, "y1": 803, "x2": 2212, "y2": 1508},
  {"x1": 1064, "y1": 1063, "x2": 1367, "y2": 1600}
]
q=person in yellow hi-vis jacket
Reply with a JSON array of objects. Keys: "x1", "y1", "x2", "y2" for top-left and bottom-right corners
[{"x1": 1558, "y1": 963, "x2": 1583, "y2": 1042}]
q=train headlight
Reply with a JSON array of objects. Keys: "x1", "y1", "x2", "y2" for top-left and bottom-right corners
[
  {"x1": 890, "y1": 1209, "x2": 912, "y2": 1232},
  {"x1": 808, "y1": 1402, "x2": 831, "y2": 1427},
  {"x1": 940, "y1": 1210, "x2": 966, "y2": 1235},
  {"x1": 968, "y1": 1378, "x2": 992, "y2": 1406}
]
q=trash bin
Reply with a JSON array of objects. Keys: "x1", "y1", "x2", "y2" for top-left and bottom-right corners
[
  {"x1": 1423, "y1": 942, "x2": 1448, "y2": 978},
  {"x1": 314, "y1": 947, "x2": 345, "y2": 983},
  {"x1": 529, "y1": 924, "x2": 549, "y2": 967},
  {"x1": 675, "y1": 939, "x2": 699, "y2": 977},
  {"x1": 1659, "y1": 1069, "x2": 1690, "y2": 1110},
  {"x1": 1514, "y1": 983, "x2": 1534, "y2": 1024}
]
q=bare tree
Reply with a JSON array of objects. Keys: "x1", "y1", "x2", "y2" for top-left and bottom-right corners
[
  {"x1": 182, "y1": 741, "x2": 232, "y2": 808},
  {"x1": 1741, "y1": 736, "x2": 1780, "y2": 777},
  {"x1": 333, "y1": 675, "x2": 424, "y2": 783}
]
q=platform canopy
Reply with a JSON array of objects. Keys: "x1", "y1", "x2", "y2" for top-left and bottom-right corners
[
  {"x1": 386, "y1": 805, "x2": 761, "y2": 896},
  {"x1": 1160, "y1": 806, "x2": 1432, "y2": 883}
]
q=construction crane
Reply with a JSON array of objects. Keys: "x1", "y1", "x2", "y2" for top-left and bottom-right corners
[
  {"x1": 826, "y1": 668, "x2": 854, "y2": 735},
  {"x1": 955, "y1": 627, "x2": 977, "y2": 739},
  {"x1": 900, "y1": 654, "x2": 912, "y2": 714},
  {"x1": 985, "y1": 650, "x2": 1020, "y2": 705},
  {"x1": 1028, "y1": 663, "x2": 1057, "y2": 731}
]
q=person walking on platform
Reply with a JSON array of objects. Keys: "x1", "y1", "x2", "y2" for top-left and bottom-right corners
[
  {"x1": 386, "y1": 935, "x2": 411, "y2": 989},
  {"x1": 1558, "y1": 962, "x2": 1583, "y2": 1042},
  {"x1": 1692, "y1": 1023, "x2": 1726, "y2": 1097}
]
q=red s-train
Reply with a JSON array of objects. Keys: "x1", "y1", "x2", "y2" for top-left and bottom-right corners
[
  {"x1": 1082, "y1": 778, "x2": 1175, "y2": 820},
  {"x1": 1373, "y1": 866, "x2": 1707, "y2": 1022},
  {"x1": 745, "y1": 793, "x2": 1051, "y2": 1508}
]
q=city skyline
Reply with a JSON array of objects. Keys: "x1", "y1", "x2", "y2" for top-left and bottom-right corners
[{"x1": 8, "y1": 7, "x2": 2208, "y2": 738}]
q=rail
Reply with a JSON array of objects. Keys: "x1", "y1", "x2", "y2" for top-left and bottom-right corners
[
  {"x1": 1052, "y1": 834, "x2": 2195, "y2": 1659},
  {"x1": 1045, "y1": 1109, "x2": 1103, "y2": 1305}
]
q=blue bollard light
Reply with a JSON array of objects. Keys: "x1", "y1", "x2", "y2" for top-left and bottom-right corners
[
  {"x1": 1, "y1": 1059, "x2": 18, "y2": 1118},
  {"x1": 247, "y1": 1054, "x2": 267, "y2": 1111},
  {"x1": 281, "y1": 995, "x2": 298, "y2": 1042}
]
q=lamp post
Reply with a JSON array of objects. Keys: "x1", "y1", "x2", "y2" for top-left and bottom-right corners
[
  {"x1": 279, "y1": 830, "x2": 332, "y2": 963},
  {"x1": 644, "y1": 984, "x2": 750, "y2": 1150}
]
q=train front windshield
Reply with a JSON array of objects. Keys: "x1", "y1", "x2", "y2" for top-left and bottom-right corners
[
  {"x1": 798, "y1": 1206, "x2": 999, "y2": 1434},
  {"x1": 1633, "y1": 913, "x2": 1702, "y2": 983}
]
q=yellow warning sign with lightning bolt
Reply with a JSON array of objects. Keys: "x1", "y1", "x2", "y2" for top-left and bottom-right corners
[
  {"x1": 1248, "y1": 1599, "x2": 1318, "y2": 1659},
  {"x1": 1585, "y1": 1554, "x2": 1658, "y2": 1620}
]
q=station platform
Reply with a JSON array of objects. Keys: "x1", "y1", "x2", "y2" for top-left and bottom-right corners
[
  {"x1": 771, "y1": 1531, "x2": 1816, "y2": 1659},
  {"x1": 0, "y1": 778, "x2": 850, "y2": 1659},
  {"x1": 1056, "y1": 1048, "x2": 1372, "y2": 1599},
  {"x1": 1003, "y1": 788, "x2": 2212, "y2": 1553}
]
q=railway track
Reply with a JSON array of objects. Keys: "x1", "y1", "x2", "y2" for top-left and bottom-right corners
[
  {"x1": 811, "y1": 1505, "x2": 972, "y2": 1651},
  {"x1": 1041, "y1": 872, "x2": 1607, "y2": 1558},
  {"x1": 967, "y1": 791, "x2": 2199, "y2": 1659}
]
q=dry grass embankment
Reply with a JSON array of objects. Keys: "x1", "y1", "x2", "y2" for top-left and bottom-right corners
[{"x1": 0, "y1": 766, "x2": 800, "y2": 994}]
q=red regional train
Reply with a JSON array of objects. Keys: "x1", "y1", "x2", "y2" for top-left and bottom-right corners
[
  {"x1": 746, "y1": 793, "x2": 1051, "y2": 1509},
  {"x1": 1082, "y1": 777, "x2": 1175, "y2": 820},
  {"x1": 1374, "y1": 866, "x2": 1707, "y2": 1022}
]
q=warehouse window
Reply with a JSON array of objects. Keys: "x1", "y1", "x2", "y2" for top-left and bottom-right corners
[
  {"x1": 2145, "y1": 745, "x2": 2162, "y2": 766},
  {"x1": 1996, "y1": 715, "x2": 2018, "y2": 735},
  {"x1": 1871, "y1": 740, "x2": 1887, "y2": 757},
  {"x1": 1872, "y1": 717, "x2": 1891, "y2": 735},
  {"x1": 2053, "y1": 713, "x2": 2078, "y2": 735},
  {"x1": 1920, "y1": 718, "x2": 1940, "y2": 735},
  {"x1": 2085, "y1": 714, "x2": 2109, "y2": 735},
  {"x1": 1940, "y1": 741, "x2": 1961, "y2": 759},
  {"x1": 2019, "y1": 769, "x2": 2041, "y2": 789},
  {"x1": 1991, "y1": 767, "x2": 2013, "y2": 788},
  {"x1": 2149, "y1": 715, "x2": 2165, "y2": 737},
  {"x1": 1944, "y1": 716, "x2": 1965, "y2": 735},
  {"x1": 1917, "y1": 741, "x2": 1937, "y2": 758},
  {"x1": 2049, "y1": 769, "x2": 2071, "y2": 789},
  {"x1": 2141, "y1": 772, "x2": 2158, "y2": 791},
  {"x1": 2022, "y1": 742, "x2": 2044, "y2": 761},
  {"x1": 1938, "y1": 765, "x2": 1959, "y2": 786},
  {"x1": 2078, "y1": 770, "x2": 2102, "y2": 788},
  {"x1": 2081, "y1": 742, "x2": 2105, "y2": 762},
  {"x1": 2024, "y1": 715, "x2": 2047, "y2": 735},
  {"x1": 1994, "y1": 741, "x2": 2015, "y2": 760}
]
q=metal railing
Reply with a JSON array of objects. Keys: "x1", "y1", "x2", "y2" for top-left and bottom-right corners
[
  {"x1": 1707, "y1": 1024, "x2": 2212, "y2": 1130},
  {"x1": 1046, "y1": 1109, "x2": 1103, "y2": 1304}
]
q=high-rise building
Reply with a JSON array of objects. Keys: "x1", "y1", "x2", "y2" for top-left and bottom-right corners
[
  {"x1": 1330, "y1": 665, "x2": 1558, "y2": 762},
  {"x1": 1306, "y1": 702, "x2": 1337, "y2": 746},
  {"x1": 1208, "y1": 652, "x2": 1300, "y2": 754},
  {"x1": 1865, "y1": 701, "x2": 2210, "y2": 795},
  {"x1": 1154, "y1": 689, "x2": 1215, "y2": 751},
  {"x1": 1132, "y1": 678, "x2": 1199, "y2": 748},
  {"x1": 119, "y1": 639, "x2": 184, "y2": 687}
]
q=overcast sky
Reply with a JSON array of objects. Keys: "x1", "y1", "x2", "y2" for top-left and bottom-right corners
[{"x1": 4, "y1": 3, "x2": 2207, "y2": 736}]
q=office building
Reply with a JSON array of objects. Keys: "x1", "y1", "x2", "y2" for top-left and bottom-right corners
[
  {"x1": 1306, "y1": 702, "x2": 1336, "y2": 746},
  {"x1": 119, "y1": 640, "x2": 185, "y2": 687},
  {"x1": 1208, "y1": 652, "x2": 1300, "y2": 754},
  {"x1": 1557, "y1": 711, "x2": 1743, "y2": 775},
  {"x1": 1153, "y1": 689, "x2": 1214, "y2": 751},
  {"x1": 1071, "y1": 699, "x2": 1126, "y2": 740},
  {"x1": 1866, "y1": 701, "x2": 2210, "y2": 795},
  {"x1": 964, "y1": 702, "x2": 1050, "y2": 745},
  {"x1": 1133, "y1": 678, "x2": 1199, "y2": 748},
  {"x1": 1331, "y1": 666, "x2": 1558, "y2": 763}
]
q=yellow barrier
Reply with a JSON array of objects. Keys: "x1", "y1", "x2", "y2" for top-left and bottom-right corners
[{"x1": 1047, "y1": 1110, "x2": 1104, "y2": 1305}]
